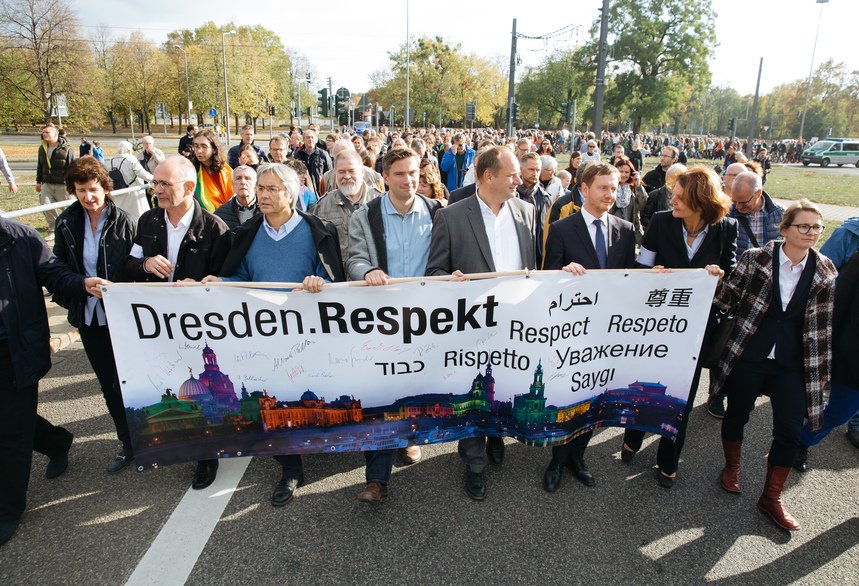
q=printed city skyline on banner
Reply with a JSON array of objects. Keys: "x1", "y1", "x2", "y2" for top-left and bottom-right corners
[{"x1": 107, "y1": 273, "x2": 715, "y2": 471}]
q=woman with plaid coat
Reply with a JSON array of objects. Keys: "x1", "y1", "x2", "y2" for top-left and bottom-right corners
[{"x1": 709, "y1": 199, "x2": 837, "y2": 531}]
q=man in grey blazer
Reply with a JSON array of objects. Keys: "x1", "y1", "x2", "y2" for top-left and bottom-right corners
[{"x1": 426, "y1": 146, "x2": 537, "y2": 500}]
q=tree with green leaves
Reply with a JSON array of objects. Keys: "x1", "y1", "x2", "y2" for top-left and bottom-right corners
[
  {"x1": 589, "y1": 0, "x2": 717, "y2": 133},
  {"x1": 516, "y1": 47, "x2": 594, "y2": 130}
]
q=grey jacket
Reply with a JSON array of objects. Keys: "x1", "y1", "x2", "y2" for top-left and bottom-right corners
[
  {"x1": 426, "y1": 193, "x2": 536, "y2": 275},
  {"x1": 347, "y1": 194, "x2": 442, "y2": 281},
  {"x1": 309, "y1": 183, "x2": 384, "y2": 268}
]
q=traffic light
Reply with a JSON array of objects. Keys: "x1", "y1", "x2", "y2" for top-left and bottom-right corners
[
  {"x1": 625, "y1": 119, "x2": 630, "y2": 130},
  {"x1": 727, "y1": 118, "x2": 735, "y2": 132},
  {"x1": 317, "y1": 88, "x2": 329, "y2": 117},
  {"x1": 268, "y1": 105, "x2": 276, "y2": 116},
  {"x1": 511, "y1": 101, "x2": 520, "y2": 121},
  {"x1": 559, "y1": 101, "x2": 570, "y2": 123},
  {"x1": 334, "y1": 94, "x2": 347, "y2": 118}
]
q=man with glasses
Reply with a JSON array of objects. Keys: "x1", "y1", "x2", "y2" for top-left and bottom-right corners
[
  {"x1": 268, "y1": 136, "x2": 289, "y2": 164},
  {"x1": 202, "y1": 163, "x2": 344, "y2": 506},
  {"x1": 643, "y1": 146, "x2": 678, "y2": 192},
  {"x1": 310, "y1": 150, "x2": 383, "y2": 270},
  {"x1": 126, "y1": 155, "x2": 233, "y2": 490}
]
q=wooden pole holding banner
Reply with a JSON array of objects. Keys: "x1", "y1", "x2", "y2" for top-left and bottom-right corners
[{"x1": 104, "y1": 268, "x2": 701, "y2": 290}]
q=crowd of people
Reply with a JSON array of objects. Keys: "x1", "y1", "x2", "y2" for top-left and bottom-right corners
[{"x1": 0, "y1": 119, "x2": 856, "y2": 547}]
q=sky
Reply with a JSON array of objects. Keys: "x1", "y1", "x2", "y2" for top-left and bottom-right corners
[{"x1": 73, "y1": 0, "x2": 856, "y2": 99}]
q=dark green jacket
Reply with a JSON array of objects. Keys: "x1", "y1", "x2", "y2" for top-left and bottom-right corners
[{"x1": 36, "y1": 137, "x2": 75, "y2": 185}]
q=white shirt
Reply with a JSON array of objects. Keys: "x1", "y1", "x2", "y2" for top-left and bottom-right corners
[
  {"x1": 476, "y1": 191, "x2": 523, "y2": 272},
  {"x1": 769, "y1": 246, "x2": 809, "y2": 359},
  {"x1": 262, "y1": 211, "x2": 302, "y2": 242},
  {"x1": 129, "y1": 205, "x2": 195, "y2": 282},
  {"x1": 579, "y1": 205, "x2": 609, "y2": 254}
]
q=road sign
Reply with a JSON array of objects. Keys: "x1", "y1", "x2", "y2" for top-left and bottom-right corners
[
  {"x1": 49, "y1": 94, "x2": 68, "y2": 117},
  {"x1": 209, "y1": 108, "x2": 217, "y2": 117}
]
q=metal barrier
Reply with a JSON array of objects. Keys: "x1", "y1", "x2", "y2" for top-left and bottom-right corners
[{"x1": 1, "y1": 183, "x2": 153, "y2": 219}]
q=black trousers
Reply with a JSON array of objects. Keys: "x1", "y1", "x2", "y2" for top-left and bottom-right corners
[
  {"x1": 622, "y1": 358, "x2": 704, "y2": 476},
  {"x1": 551, "y1": 431, "x2": 593, "y2": 463},
  {"x1": 0, "y1": 341, "x2": 72, "y2": 523},
  {"x1": 721, "y1": 357, "x2": 806, "y2": 468},
  {"x1": 78, "y1": 323, "x2": 132, "y2": 452},
  {"x1": 273, "y1": 455, "x2": 303, "y2": 479}
]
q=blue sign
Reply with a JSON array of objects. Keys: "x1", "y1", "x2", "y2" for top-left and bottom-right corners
[{"x1": 209, "y1": 108, "x2": 217, "y2": 117}]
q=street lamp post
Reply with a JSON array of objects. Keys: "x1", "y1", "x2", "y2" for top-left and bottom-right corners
[
  {"x1": 222, "y1": 30, "x2": 237, "y2": 146},
  {"x1": 174, "y1": 45, "x2": 191, "y2": 127},
  {"x1": 799, "y1": 0, "x2": 829, "y2": 141}
]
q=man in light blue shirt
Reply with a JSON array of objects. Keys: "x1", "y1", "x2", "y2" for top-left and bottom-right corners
[{"x1": 347, "y1": 147, "x2": 443, "y2": 502}]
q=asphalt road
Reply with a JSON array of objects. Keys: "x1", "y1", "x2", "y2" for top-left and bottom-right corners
[{"x1": 0, "y1": 339, "x2": 856, "y2": 585}]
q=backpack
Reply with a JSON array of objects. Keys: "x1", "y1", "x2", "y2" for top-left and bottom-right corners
[{"x1": 108, "y1": 157, "x2": 129, "y2": 190}]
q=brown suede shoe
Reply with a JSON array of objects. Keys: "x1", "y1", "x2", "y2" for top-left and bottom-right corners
[
  {"x1": 401, "y1": 445, "x2": 422, "y2": 464},
  {"x1": 357, "y1": 482, "x2": 388, "y2": 502}
]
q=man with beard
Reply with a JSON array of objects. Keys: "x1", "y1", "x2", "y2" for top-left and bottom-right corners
[
  {"x1": 517, "y1": 153, "x2": 551, "y2": 262},
  {"x1": 309, "y1": 149, "x2": 383, "y2": 268},
  {"x1": 642, "y1": 146, "x2": 678, "y2": 191}
]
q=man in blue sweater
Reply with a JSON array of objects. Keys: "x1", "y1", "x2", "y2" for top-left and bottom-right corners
[{"x1": 203, "y1": 162, "x2": 344, "y2": 506}]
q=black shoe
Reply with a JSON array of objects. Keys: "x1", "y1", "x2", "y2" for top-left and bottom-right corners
[
  {"x1": 708, "y1": 395, "x2": 726, "y2": 419},
  {"x1": 486, "y1": 437, "x2": 505, "y2": 467},
  {"x1": 0, "y1": 521, "x2": 18, "y2": 546},
  {"x1": 191, "y1": 460, "x2": 219, "y2": 490},
  {"x1": 620, "y1": 444, "x2": 636, "y2": 463},
  {"x1": 657, "y1": 471, "x2": 676, "y2": 488},
  {"x1": 465, "y1": 472, "x2": 486, "y2": 500},
  {"x1": 107, "y1": 450, "x2": 134, "y2": 474},
  {"x1": 271, "y1": 475, "x2": 304, "y2": 506},
  {"x1": 543, "y1": 461, "x2": 563, "y2": 493},
  {"x1": 567, "y1": 458, "x2": 595, "y2": 487},
  {"x1": 46, "y1": 432, "x2": 73, "y2": 479},
  {"x1": 793, "y1": 444, "x2": 808, "y2": 473},
  {"x1": 847, "y1": 430, "x2": 859, "y2": 449}
]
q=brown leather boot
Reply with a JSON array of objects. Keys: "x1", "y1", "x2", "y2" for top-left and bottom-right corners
[
  {"x1": 757, "y1": 464, "x2": 800, "y2": 530},
  {"x1": 720, "y1": 440, "x2": 742, "y2": 494}
]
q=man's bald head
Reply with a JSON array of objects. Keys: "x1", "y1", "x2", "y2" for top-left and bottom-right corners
[{"x1": 723, "y1": 162, "x2": 748, "y2": 196}]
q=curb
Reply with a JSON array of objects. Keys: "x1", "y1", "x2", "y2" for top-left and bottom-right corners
[{"x1": 46, "y1": 295, "x2": 79, "y2": 354}]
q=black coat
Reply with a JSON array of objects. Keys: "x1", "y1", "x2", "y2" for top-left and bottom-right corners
[
  {"x1": 637, "y1": 210, "x2": 738, "y2": 272},
  {"x1": 125, "y1": 200, "x2": 232, "y2": 282},
  {"x1": 832, "y1": 249, "x2": 859, "y2": 388},
  {"x1": 448, "y1": 183, "x2": 476, "y2": 205},
  {"x1": 0, "y1": 217, "x2": 87, "y2": 388},
  {"x1": 543, "y1": 211, "x2": 636, "y2": 271},
  {"x1": 220, "y1": 211, "x2": 346, "y2": 283},
  {"x1": 213, "y1": 196, "x2": 262, "y2": 233},
  {"x1": 53, "y1": 200, "x2": 137, "y2": 328}
]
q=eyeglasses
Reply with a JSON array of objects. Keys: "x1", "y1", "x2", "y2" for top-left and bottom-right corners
[
  {"x1": 733, "y1": 193, "x2": 759, "y2": 207},
  {"x1": 152, "y1": 180, "x2": 177, "y2": 189},
  {"x1": 257, "y1": 184, "x2": 284, "y2": 194},
  {"x1": 789, "y1": 224, "x2": 825, "y2": 234}
]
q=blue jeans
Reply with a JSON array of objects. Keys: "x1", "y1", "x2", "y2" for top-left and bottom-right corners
[
  {"x1": 364, "y1": 449, "x2": 395, "y2": 485},
  {"x1": 800, "y1": 383, "x2": 859, "y2": 446}
]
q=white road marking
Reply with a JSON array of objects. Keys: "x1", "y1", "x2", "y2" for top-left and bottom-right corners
[{"x1": 125, "y1": 458, "x2": 251, "y2": 586}]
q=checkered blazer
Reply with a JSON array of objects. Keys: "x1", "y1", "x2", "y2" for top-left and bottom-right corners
[{"x1": 711, "y1": 241, "x2": 837, "y2": 432}]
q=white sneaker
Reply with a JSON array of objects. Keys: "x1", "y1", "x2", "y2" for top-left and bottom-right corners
[{"x1": 44, "y1": 232, "x2": 55, "y2": 241}]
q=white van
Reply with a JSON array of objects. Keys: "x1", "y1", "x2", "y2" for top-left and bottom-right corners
[{"x1": 801, "y1": 139, "x2": 859, "y2": 167}]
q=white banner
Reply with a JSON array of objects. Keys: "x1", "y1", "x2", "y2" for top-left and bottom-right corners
[{"x1": 103, "y1": 271, "x2": 717, "y2": 470}]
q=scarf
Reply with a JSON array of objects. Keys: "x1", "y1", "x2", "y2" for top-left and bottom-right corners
[
  {"x1": 194, "y1": 164, "x2": 234, "y2": 212},
  {"x1": 615, "y1": 184, "x2": 632, "y2": 209}
]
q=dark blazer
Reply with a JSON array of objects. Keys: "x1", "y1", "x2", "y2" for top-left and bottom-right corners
[
  {"x1": 53, "y1": 200, "x2": 137, "y2": 328},
  {"x1": 220, "y1": 211, "x2": 346, "y2": 283},
  {"x1": 543, "y1": 211, "x2": 636, "y2": 271},
  {"x1": 448, "y1": 183, "x2": 476, "y2": 205},
  {"x1": 125, "y1": 200, "x2": 232, "y2": 282},
  {"x1": 637, "y1": 210, "x2": 738, "y2": 273},
  {"x1": 832, "y1": 249, "x2": 859, "y2": 389},
  {"x1": 426, "y1": 194, "x2": 536, "y2": 275}
]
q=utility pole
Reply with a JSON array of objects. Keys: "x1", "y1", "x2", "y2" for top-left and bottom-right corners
[
  {"x1": 746, "y1": 58, "x2": 763, "y2": 158},
  {"x1": 328, "y1": 77, "x2": 333, "y2": 132},
  {"x1": 506, "y1": 18, "x2": 517, "y2": 137},
  {"x1": 592, "y1": 0, "x2": 610, "y2": 138}
]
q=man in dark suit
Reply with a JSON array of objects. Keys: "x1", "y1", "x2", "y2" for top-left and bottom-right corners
[
  {"x1": 542, "y1": 161, "x2": 636, "y2": 492},
  {"x1": 426, "y1": 147, "x2": 536, "y2": 500}
]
